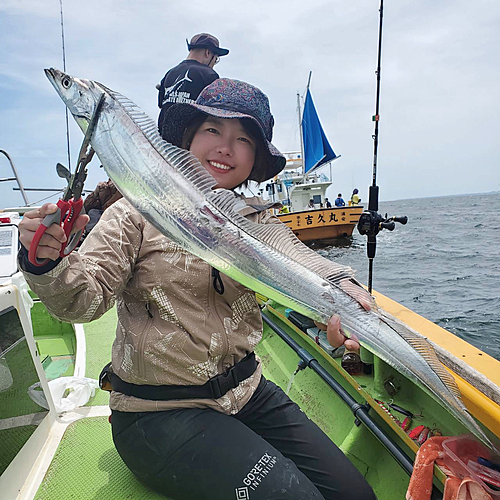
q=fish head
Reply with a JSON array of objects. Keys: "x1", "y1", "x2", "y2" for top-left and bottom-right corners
[{"x1": 44, "y1": 68, "x2": 104, "y2": 133}]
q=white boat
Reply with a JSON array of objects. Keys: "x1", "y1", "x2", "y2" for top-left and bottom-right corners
[{"x1": 264, "y1": 83, "x2": 363, "y2": 244}]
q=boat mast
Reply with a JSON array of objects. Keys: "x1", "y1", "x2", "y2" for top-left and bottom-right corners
[
  {"x1": 357, "y1": 0, "x2": 407, "y2": 293},
  {"x1": 298, "y1": 71, "x2": 313, "y2": 177},
  {"x1": 297, "y1": 93, "x2": 305, "y2": 176}
]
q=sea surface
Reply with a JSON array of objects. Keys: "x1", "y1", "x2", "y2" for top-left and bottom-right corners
[{"x1": 316, "y1": 192, "x2": 500, "y2": 360}]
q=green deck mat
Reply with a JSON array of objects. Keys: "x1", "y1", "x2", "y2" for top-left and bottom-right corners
[
  {"x1": 34, "y1": 416, "x2": 166, "y2": 500},
  {"x1": 34, "y1": 304, "x2": 418, "y2": 499},
  {"x1": 0, "y1": 425, "x2": 38, "y2": 477},
  {"x1": 0, "y1": 340, "x2": 43, "y2": 420}
]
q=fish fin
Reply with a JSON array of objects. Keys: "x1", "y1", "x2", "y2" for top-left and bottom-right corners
[
  {"x1": 101, "y1": 85, "x2": 219, "y2": 194},
  {"x1": 339, "y1": 278, "x2": 379, "y2": 312},
  {"x1": 379, "y1": 310, "x2": 463, "y2": 401},
  {"x1": 204, "y1": 192, "x2": 376, "y2": 308}
]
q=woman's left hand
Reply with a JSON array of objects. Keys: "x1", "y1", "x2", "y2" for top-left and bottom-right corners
[
  {"x1": 315, "y1": 315, "x2": 360, "y2": 352},
  {"x1": 315, "y1": 295, "x2": 372, "y2": 352}
]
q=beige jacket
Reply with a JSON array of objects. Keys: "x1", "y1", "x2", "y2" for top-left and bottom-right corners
[{"x1": 22, "y1": 197, "x2": 280, "y2": 415}]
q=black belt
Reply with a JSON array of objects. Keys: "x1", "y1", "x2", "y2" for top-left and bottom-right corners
[{"x1": 104, "y1": 352, "x2": 257, "y2": 401}]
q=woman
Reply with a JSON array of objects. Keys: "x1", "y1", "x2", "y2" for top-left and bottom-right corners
[
  {"x1": 18, "y1": 79, "x2": 375, "y2": 500},
  {"x1": 350, "y1": 189, "x2": 361, "y2": 206}
]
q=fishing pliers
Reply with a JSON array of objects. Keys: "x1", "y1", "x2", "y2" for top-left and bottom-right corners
[{"x1": 29, "y1": 94, "x2": 105, "y2": 266}]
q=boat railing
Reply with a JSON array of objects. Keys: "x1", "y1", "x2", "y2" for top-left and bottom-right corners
[{"x1": 0, "y1": 150, "x2": 29, "y2": 206}]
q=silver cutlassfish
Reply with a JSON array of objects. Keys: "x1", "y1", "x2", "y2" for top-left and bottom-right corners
[{"x1": 44, "y1": 68, "x2": 495, "y2": 450}]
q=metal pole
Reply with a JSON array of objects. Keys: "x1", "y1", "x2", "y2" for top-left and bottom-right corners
[
  {"x1": 0, "y1": 150, "x2": 29, "y2": 205},
  {"x1": 59, "y1": 0, "x2": 71, "y2": 172},
  {"x1": 297, "y1": 92, "x2": 305, "y2": 176}
]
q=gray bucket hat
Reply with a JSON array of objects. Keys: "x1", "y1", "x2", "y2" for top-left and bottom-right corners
[{"x1": 161, "y1": 78, "x2": 286, "y2": 183}]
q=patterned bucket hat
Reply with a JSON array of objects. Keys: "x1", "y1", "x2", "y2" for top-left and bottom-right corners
[{"x1": 161, "y1": 78, "x2": 286, "y2": 183}]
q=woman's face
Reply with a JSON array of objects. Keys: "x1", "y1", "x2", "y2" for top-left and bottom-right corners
[{"x1": 189, "y1": 117, "x2": 256, "y2": 189}]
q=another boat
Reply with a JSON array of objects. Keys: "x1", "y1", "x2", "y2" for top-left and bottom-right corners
[{"x1": 266, "y1": 83, "x2": 362, "y2": 244}]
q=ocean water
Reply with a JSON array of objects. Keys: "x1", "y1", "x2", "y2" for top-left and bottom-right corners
[{"x1": 316, "y1": 192, "x2": 500, "y2": 360}]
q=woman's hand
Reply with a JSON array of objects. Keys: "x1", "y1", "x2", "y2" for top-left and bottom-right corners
[
  {"x1": 19, "y1": 203, "x2": 89, "y2": 261},
  {"x1": 315, "y1": 316, "x2": 360, "y2": 352},
  {"x1": 315, "y1": 282, "x2": 373, "y2": 352}
]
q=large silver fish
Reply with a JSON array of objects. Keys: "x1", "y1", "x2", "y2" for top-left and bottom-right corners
[{"x1": 45, "y1": 68, "x2": 495, "y2": 450}]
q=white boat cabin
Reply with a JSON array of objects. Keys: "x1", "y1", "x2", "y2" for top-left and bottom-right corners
[{"x1": 263, "y1": 152, "x2": 333, "y2": 212}]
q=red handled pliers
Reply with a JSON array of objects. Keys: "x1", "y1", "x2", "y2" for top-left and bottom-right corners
[{"x1": 28, "y1": 94, "x2": 105, "y2": 266}]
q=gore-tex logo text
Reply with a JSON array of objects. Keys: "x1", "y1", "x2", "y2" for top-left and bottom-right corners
[{"x1": 240, "y1": 452, "x2": 277, "y2": 493}]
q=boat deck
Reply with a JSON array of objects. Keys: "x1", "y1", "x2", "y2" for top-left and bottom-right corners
[
  {"x1": 31, "y1": 306, "x2": 413, "y2": 500},
  {"x1": 32, "y1": 308, "x2": 166, "y2": 500},
  {"x1": 34, "y1": 416, "x2": 164, "y2": 499}
]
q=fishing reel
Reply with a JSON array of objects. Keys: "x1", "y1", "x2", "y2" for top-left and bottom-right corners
[{"x1": 357, "y1": 186, "x2": 408, "y2": 260}]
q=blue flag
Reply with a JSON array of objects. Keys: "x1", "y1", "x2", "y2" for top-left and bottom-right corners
[{"x1": 301, "y1": 89, "x2": 337, "y2": 173}]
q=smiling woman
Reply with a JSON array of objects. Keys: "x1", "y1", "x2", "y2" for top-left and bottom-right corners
[
  {"x1": 187, "y1": 117, "x2": 256, "y2": 189},
  {"x1": 161, "y1": 78, "x2": 285, "y2": 184},
  {"x1": 17, "y1": 73, "x2": 375, "y2": 500}
]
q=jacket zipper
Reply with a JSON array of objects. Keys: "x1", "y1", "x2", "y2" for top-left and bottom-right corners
[
  {"x1": 207, "y1": 268, "x2": 238, "y2": 409},
  {"x1": 208, "y1": 268, "x2": 228, "y2": 373},
  {"x1": 137, "y1": 302, "x2": 154, "y2": 379}
]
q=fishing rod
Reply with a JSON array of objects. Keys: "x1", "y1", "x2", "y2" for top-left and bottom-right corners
[
  {"x1": 59, "y1": 0, "x2": 71, "y2": 172},
  {"x1": 357, "y1": 0, "x2": 407, "y2": 293}
]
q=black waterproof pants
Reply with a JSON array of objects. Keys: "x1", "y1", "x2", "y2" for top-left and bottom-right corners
[{"x1": 111, "y1": 377, "x2": 376, "y2": 500}]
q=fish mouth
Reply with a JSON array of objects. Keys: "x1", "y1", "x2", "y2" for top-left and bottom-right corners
[
  {"x1": 44, "y1": 68, "x2": 61, "y2": 92},
  {"x1": 44, "y1": 68, "x2": 57, "y2": 82}
]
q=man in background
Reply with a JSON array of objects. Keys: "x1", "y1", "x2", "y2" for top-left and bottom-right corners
[
  {"x1": 83, "y1": 34, "x2": 229, "y2": 238},
  {"x1": 157, "y1": 33, "x2": 229, "y2": 134}
]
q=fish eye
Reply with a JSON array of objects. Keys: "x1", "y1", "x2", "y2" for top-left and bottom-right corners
[{"x1": 61, "y1": 77, "x2": 72, "y2": 89}]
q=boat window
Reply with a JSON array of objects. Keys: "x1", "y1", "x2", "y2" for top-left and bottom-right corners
[
  {"x1": 0, "y1": 224, "x2": 19, "y2": 279},
  {"x1": 0, "y1": 307, "x2": 48, "y2": 476}
]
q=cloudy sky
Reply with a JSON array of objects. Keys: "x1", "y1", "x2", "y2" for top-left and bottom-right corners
[{"x1": 1, "y1": 0, "x2": 499, "y2": 209}]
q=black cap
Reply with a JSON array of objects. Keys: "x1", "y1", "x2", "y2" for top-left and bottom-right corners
[{"x1": 186, "y1": 33, "x2": 229, "y2": 56}]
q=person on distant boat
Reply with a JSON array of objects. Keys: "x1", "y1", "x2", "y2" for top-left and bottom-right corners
[
  {"x1": 157, "y1": 33, "x2": 229, "y2": 134},
  {"x1": 350, "y1": 188, "x2": 361, "y2": 206},
  {"x1": 18, "y1": 79, "x2": 375, "y2": 500},
  {"x1": 307, "y1": 198, "x2": 315, "y2": 209},
  {"x1": 335, "y1": 193, "x2": 345, "y2": 207},
  {"x1": 325, "y1": 197, "x2": 332, "y2": 208}
]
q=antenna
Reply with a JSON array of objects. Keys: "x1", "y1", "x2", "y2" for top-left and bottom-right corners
[
  {"x1": 357, "y1": 0, "x2": 407, "y2": 293},
  {"x1": 59, "y1": 0, "x2": 71, "y2": 172}
]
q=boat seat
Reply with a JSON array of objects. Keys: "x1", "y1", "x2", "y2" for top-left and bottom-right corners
[{"x1": 33, "y1": 415, "x2": 170, "y2": 500}]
